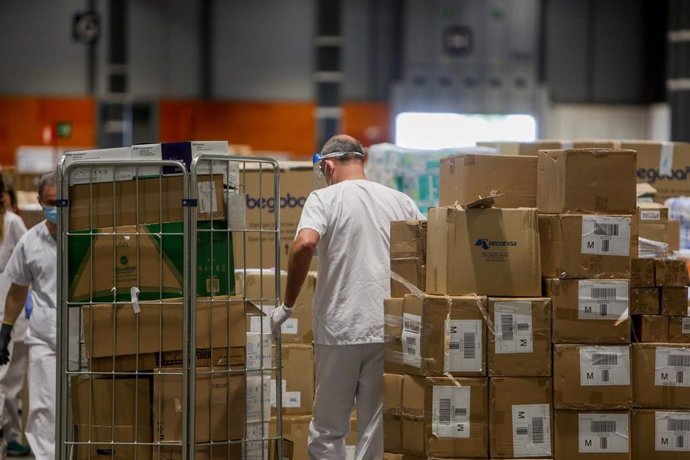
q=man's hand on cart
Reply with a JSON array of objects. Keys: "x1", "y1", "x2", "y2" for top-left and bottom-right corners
[
  {"x1": 0, "y1": 321, "x2": 13, "y2": 365},
  {"x1": 270, "y1": 304, "x2": 294, "y2": 341}
]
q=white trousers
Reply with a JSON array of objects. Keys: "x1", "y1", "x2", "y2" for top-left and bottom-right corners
[
  {"x1": 0, "y1": 339, "x2": 28, "y2": 442},
  {"x1": 25, "y1": 341, "x2": 55, "y2": 460},
  {"x1": 308, "y1": 343, "x2": 384, "y2": 460}
]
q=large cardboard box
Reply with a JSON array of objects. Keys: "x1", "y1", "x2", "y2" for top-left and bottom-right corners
[
  {"x1": 632, "y1": 315, "x2": 669, "y2": 342},
  {"x1": 636, "y1": 203, "x2": 669, "y2": 243},
  {"x1": 236, "y1": 270, "x2": 316, "y2": 344},
  {"x1": 393, "y1": 294, "x2": 487, "y2": 377},
  {"x1": 624, "y1": 140, "x2": 690, "y2": 202},
  {"x1": 384, "y1": 298, "x2": 405, "y2": 375},
  {"x1": 84, "y1": 296, "x2": 248, "y2": 372},
  {"x1": 545, "y1": 279, "x2": 631, "y2": 344},
  {"x1": 401, "y1": 375, "x2": 488, "y2": 458},
  {"x1": 553, "y1": 344, "x2": 632, "y2": 410},
  {"x1": 487, "y1": 298, "x2": 552, "y2": 377},
  {"x1": 669, "y1": 317, "x2": 690, "y2": 343},
  {"x1": 489, "y1": 377, "x2": 553, "y2": 458},
  {"x1": 153, "y1": 369, "x2": 245, "y2": 443},
  {"x1": 539, "y1": 214, "x2": 634, "y2": 279},
  {"x1": 273, "y1": 344, "x2": 314, "y2": 416},
  {"x1": 72, "y1": 377, "x2": 152, "y2": 460},
  {"x1": 233, "y1": 161, "x2": 315, "y2": 270},
  {"x1": 554, "y1": 410, "x2": 631, "y2": 459},
  {"x1": 630, "y1": 287, "x2": 659, "y2": 315},
  {"x1": 632, "y1": 409, "x2": 690, "y2": 459},
  {"x1": 631, "y1": 258, "x2": 656, "y2": 288},
  {"x1": 68, "y1": 221, "x2": 234, "y2": 302},
  {"x1": 537, "y1": 149, "x2": 636, "y2": 215},
  {"x1": 661, "y1": 286, "x2": 689, "y2": 316},
  {"x1": 426, "y1": 207, "x2": 541, "y2": 297},
  {"x1": 69, "y1": 175, "x2": 226, "y2": 231},
  {"x1": 656, "y1": 258, "x2": 690, "y2": 286},
  {"x1": 384, "y1": 373, "x2": 404, "y2": 454},
  {"x1": 438, "y1": 154, "x2": 537, "y2": 208},
  {"x1": 632, "y1": 343, "x2": 690, "y2": 408},
  {"x1": 390, "y1": 220, "x2": 427, "y2": 298}
]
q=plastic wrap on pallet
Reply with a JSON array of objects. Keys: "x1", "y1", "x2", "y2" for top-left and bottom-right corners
[
  {"x1": 639, "y1": 236, "x2": 669, "y2": 259},
  {"x1": 366, "y1": 143, "x2": 495, "y2": 214}
]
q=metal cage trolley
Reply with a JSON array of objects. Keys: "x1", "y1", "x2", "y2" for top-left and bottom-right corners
[{"x1": 56, "y1": 151, "x2": 284, "y2": 460}]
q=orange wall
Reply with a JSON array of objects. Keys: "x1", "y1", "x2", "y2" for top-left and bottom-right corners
[{"x1": 0, "y1": 96, "x2": 96, "y2": 165}]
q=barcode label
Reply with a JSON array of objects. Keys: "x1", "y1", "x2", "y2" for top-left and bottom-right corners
[
  {"x1": 494, "y1": 301, "x2": 533, "y2": 354},
  {"x1": 445, "y1": 319, "x2": 483, "y2": 373},
  {"x1": 579, "y1": 413, "x2": 629, "y2": 453},
  {"x1": 682, "y1": 318, "x2": 690, "y2": 334},
  {"x1": 656, "y1": 347, "x2": 690, "y2": 387},
  {"x1": 656, "y1": 412, "x2": 690, "y2": 451},
  {"x1": 641, "y1": 210, "x2": 661, "y2": 221},
  {"x1": 578, "y1": 280, "x2": 629, "y2": 321},
  {"x1": 580, "y1": 346, "x2": 631, "y2": 386},
  {"x1": 512, "y1": 404, "x2": 552, "y2": 457},
  {"x1": 432, "y1": 385, "x2": 470, "y2": 439},
  {"x1": 401, "y1": 313, "x2": 422, "y2": 368},
  {"x1": 581, "y1": 216, "x2": 631, "y2": 257}
]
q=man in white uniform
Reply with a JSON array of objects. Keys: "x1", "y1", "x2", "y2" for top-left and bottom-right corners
[
  {"x1": 0, "y1": 172, "x2": 59, "y2": 459},
  {"x1": 271, "y1": 135, "x2": 424, "y2": 459}
]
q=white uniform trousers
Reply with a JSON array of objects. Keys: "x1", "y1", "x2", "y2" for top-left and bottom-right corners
[
  {"x1": 308, "y1": 343, "x2": 384, "y2": 460},
  {"x1": 25, "y1": 340, "x2": 55, "y2": 460},
  {"x1": 0, "y1": 338, "x2": 28, "y2": 443}
]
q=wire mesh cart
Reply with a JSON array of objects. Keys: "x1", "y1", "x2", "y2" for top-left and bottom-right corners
[{"x1": 56, "y1": 151, "x2": 284, "y2": 459}]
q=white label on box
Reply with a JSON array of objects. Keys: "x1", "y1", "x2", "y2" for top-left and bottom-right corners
[
  {"x1": 660, "y1": 142, "x2": 674, "y2": 177},
  {"x1": 577, "y1": 280, "x2": 629, "y2": 321},
  {"x1": 494, "y1": 301, "x2": 533, "y2": 354},
  {"x1": 65, "y1": 148, "x2": 133, "y2": 185},
  {"x1": 131, "y1": 143, "x2": 163, "y2": 177},
  {"x1": 246, "y1": 332, "x2": 272, "y2": 370},
  {"x1": 512, "y1": 404, "x2": 552, "y2": 457},
  {"x1": 249, "y1": 306, "x2": 298, "y2": 335},
  {"x1": 432, "y1": 385, "x2": 470, "y2": 439},
  {"x1": 246, "y1": 374, "x2": 271, "y2": 422},
  {"x1": 581, "y1": 216, "x2": 631, "y2": 257},
  {"x1": 198, "y1": 181, "x2": 219, "y2": 215},
  {"x1": 270, "y1": 379, "x2": 300, "y2": 408},
  {"x1": 641, "y1": 210, "x2": 662, "y2": 221},
  {"x1": 579, "y1": 346, "x2": 631, "y2": 386},
  {"x1": 445, "y1": 319, "x2": 482, "y2": 373},
  {"x1": 578, "y1": 413, "x2": 629, "y2": 453},
  {"x1": 401, "y1": 313, "x2": 422, "y2": 367},
  {"x1": 227, "y1": 193, "x2": 247, "y2": 230},
  {"x1": 656, "y1": 411, "x2": 690, "y2": 451},
  {"x1": 683, "y1": 318, "x2": 690, "y2": 335},
  {"x1": 655, "y1": 347, "x2": 690, "y2": 387}
]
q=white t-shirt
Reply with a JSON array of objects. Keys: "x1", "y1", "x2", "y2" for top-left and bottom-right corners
[
  {"x1": 297, "y1": 179, "x2": 424, "y2": 345},
  {"x1": 0, "y1": 212, "x2": 27, "y2": 272},
  {"x1": 4, "y1": 221, "x2": 57, "y2": 348}
]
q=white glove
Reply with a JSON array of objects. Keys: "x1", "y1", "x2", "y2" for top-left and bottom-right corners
[{"x1": 270, "y1": 304, "x2": 294, "y2": 340}]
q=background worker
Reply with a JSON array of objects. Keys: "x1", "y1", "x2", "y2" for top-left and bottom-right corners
[
  {"x1": 271, "y1": 134, "x2": 424, "y2": 459},
  {"x1": 0, "y1": 172, "x2": 60, "y2": 459},
  {"x1": 0, "y1": 177, "x2": 30, "y2": 457}
]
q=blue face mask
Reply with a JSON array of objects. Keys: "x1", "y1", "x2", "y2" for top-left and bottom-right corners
[{"x1": 43, "y1": 206, "x2": 57, "y2": 224}]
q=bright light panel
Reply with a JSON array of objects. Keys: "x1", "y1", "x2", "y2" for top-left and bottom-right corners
[{"x1": 395, "y1": 112, "x2": 537, "y2": 150}]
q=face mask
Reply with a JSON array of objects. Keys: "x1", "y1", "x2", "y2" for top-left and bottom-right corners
[{"x1": 43, "y1": 206, "x2": 57, "y2": 224}]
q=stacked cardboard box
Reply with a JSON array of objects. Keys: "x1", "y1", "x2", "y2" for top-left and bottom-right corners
[{"x1": 538, "y1": 148, "x2": 636, "y2": 459}]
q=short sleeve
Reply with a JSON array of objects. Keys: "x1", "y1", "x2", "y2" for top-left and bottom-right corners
[
  {"x1": 4, "y1": 237, "x2": 30, "y2": 287},
  {"x1": 296, "y1": 192, "x2": 328, "y2": 238}
]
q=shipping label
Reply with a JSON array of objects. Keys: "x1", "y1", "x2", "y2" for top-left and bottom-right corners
[
  {"x1": 445, "y1": 319, "x2": 483, "y2": 373},
  {"x1": 655, "y1": 347, "x2": 690, "y2": 387},
  {"x1": 401, "y1": 313, "x2": 422, "y2": 367},
  {"x1": 494, "y1": 301, "x2": 533, "y2": 354},
  {"x1": 512, "y1": 404, "x2": 552, "y2": 457},
  {"x1": 656, "y1": 411, "x2": 690, "y2": 451},
  {"x1": 432, "y1": 385, "x2": 470, "y2": 439},
  {"x1": 578, "y1": 413, "x2": 629, "y2": 453},
  {"x1": 270, "y1": 379, "x2": 301, "y2": 409},
  {"x1": 641, "y1": 210, "x2": 662, "y2": 220},
  {"x1": 581, "y1": 216, "x2": 631, "y2": 256},
  {"x1": 577, "y1": 280, "x2": 629, "y2": 320},
  {"x1": 579, "y1": 346, "x2": 631, "y2": 386},
  {"x1": 198, "y1": 181, "x2": 219, "y2": 214},
  {"x1": 246, "y1": 374, "x2": 271, "y2": 422},
  {"x1": 246, "y1": 332, "x2": 272, "y2": 370}
]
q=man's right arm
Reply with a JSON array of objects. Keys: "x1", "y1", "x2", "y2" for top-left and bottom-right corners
[{"x1": 3, "y1": 283, "x2": 28, "y2": 325}]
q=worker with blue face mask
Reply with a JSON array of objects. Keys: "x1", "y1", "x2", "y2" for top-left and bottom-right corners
[{"x1": 0, "y1": 171, "x2": 69, "y2": 460}]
